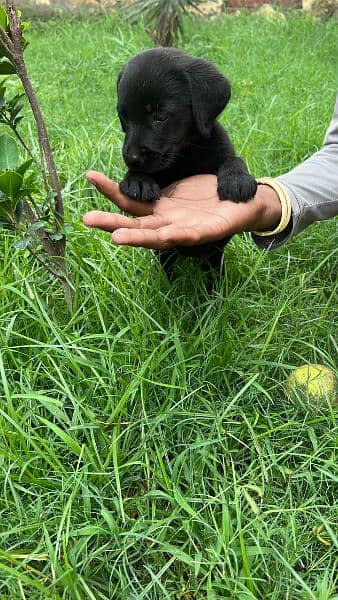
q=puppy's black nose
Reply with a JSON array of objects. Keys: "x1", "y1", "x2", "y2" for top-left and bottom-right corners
[{"x1": 125, "y1": 151, "x2": 144, "y2": 169}]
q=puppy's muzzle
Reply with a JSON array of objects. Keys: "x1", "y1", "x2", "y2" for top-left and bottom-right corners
[{"x1": 123, "y1": 145, "x2": 147, "y2": 170}]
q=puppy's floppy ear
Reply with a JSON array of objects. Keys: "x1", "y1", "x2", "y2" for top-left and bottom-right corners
[{"x1": 186, "y1": 59, "x2": 231, "y2": 138}]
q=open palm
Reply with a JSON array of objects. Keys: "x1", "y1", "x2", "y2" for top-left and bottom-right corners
[{"x1": 83, "y1": 171, "x2": 276, "y2": 249}]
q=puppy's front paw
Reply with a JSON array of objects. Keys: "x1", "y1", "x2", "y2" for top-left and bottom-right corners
[
  {"x1": 217, "y1": 173, "x2": 257, "y2": 203},
  {"x1": 120, "y1": 173, "x2": 160, "y2": 202}
]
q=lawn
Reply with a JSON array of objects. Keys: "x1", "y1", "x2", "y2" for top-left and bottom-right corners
[{"x1": 0, "y1": 9, "x2": 337, "y2": 599}]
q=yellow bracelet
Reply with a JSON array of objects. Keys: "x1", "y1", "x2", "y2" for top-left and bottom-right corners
[{"x1": 253, "y1": 177, "x2": 292, "y2": 237}]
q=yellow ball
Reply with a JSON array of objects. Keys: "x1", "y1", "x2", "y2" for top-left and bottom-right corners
[{"x1": 285, "y1": 364, "x2": 338, "y2": 406}]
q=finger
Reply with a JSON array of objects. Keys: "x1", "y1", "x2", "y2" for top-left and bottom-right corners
[
  {"x1": 83, "y1": 211, "x2": 167, "y2": 233},
  {"x1": 86, "y1": 171, "x2": 154, "y2": 216},
  {"x1": 83, "y1": 210, "x2": 139, "y2": 232},
  {"x1": 112, "y1": 228, "x2": 174, "y2": 249}
]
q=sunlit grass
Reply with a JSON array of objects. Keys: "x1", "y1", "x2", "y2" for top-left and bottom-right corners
[{"x1": 0, "y1": 10, "x2": 337, "y2": 599}]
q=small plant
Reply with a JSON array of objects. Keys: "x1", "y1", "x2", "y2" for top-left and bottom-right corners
[
  {"x1": 0, "y1": 1, "x2": 73, "y2": 306},
  {"x1": 124, "y1": 0, "x2": 217, "y2": 47}
]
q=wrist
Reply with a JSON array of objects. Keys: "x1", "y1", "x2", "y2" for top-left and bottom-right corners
[{"x1": 254, "y1": 183, "x2": 282, "y2": 232}]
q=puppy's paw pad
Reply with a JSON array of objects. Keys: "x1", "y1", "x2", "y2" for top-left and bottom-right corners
[
  {"x1": 218, "y1": 175, "x2": 257, "y2": 203},
  {"x1": 120, "y1": 175, "x2": 160, "y2": 202}
]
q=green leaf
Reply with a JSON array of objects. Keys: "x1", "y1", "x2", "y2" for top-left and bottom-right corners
[
  {"x1": 0, "y1": 183, "x2": 24, "y2": 223},
  {"x1": 71, "y1": 525, "x2": 108, "y2": 537},
  {"x1": 0, "y1": 8, "x2": 9, "y2": 60},
  {"x1": 0, "y1": 7, "x2": 8, "y2": 30},
  {"x1": 0, "y1": 171, "x2": 23, "y2": 198},
  {"x1": 152, "y1": 542, "x2": 195, "y2": 566},
  {"x1": 8, "y1": 93, "x2": 25, "y2": 108},
  {"x1": 49, "y1": 230, "x2": 64, "y2": 241},
  {"x1": 13, "y1": 237, "x2": 30, "y2": 250},
  {"x1": 0, "y1": 60, "x2": 16, "y2": 75},
  {"x1": 15, "y1": 198, "x2": 23, "y2": 223},
  {"x1": 13, "y1": 116, "x2": 24, "y2": 127},
  {"x1": 173, "y1": 487, "x2": 199, "y2": 519},
  {"x1": 27, "y1": 221, "x2": 44, "y2": 235},
  {"x1": 0, "y1": 134, "x2": 19, "y2": 170},
  {"x1": 37, "y1": 415, "x2": 82, "y2": 456},
  {"x1": 0, "y1": 189, "x2": 15, "y2": 219},
  {"x1": 101, "y1": 508, "x2": 118, "y2": 534},
  {"x1": 17, "y1": 185, "x2": 38, "y2": 198},
  {"x1": 17, "y1": 158, "x2": 34, "y2": 177},
  {"x1": 12, "y1": 102, "x2": 24, "y2": 117},
  {"x1": 0, "y1": 217, "x2": 14, "y2": 230}
]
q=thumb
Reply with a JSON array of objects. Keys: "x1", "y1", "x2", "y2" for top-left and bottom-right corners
[{"x1": 86, "y1": 171, "x2": 154, "y2": 216}]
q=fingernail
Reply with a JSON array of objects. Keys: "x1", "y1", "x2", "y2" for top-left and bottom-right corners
[
  {"x1": 112, "y1": 229, "x2": 127, "y2": 243},
  {"x1": 86, "y1": 172, "x2": 97, "y2": 186},
  {"x1": 83, "y1": 214, "x2": 94, "y2": 227}
]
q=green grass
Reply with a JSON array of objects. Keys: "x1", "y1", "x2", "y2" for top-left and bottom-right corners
[{"x1": 0, "y1": 10, "x2": 337, "y2": 599}]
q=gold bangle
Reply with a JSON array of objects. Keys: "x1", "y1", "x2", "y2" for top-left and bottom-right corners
[{"x1": 253, "y1": 177, "x2": 292, "y2": 237}]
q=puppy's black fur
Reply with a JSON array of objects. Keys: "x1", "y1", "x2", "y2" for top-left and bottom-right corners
[{"x1": 117, "y1": 48, "x2": 257, "y2": 274}]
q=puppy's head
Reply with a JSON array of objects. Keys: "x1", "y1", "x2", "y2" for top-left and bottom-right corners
[{"x1": 117, "y1": 48, "x2": 231, "y2": 173}]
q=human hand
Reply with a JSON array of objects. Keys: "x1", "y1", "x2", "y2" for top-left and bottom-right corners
[{"x1": 83, "y1": 171, "x2": 282, "y2": 249}]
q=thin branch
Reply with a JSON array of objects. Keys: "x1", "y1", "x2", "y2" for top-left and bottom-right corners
[
  {"x1": 1, "y1": 114, "x2": 35, "y2": 159},
  {"x1": 14, "y1": 64, "x2": 64, "y2": 224},
  {"x1": 27, "y1": 246, "x2": 67, "y2": 281},
  {"x1": 25, "y1": 195, "x2": 44, "y2": 220},
  {"x1": 24, "y1": 242, "x2": 74, "y2": 312},
  {"x1": 21, "y1": 202, "x2": 74, "y2": 310},
  {"x1": 22, "y1": 200, "x2": 59, "y2": 257},
  {"x1": 5, "y1": 0, "x2": 64, "y2": 226},
  {"x1": 0, "y1": 26, "x2": 14, "y2": 56},
  {"x1": 14, "y1": 211, "x2": 72, "y2": 286},
  {"x1": 12, "y1": 126, "x2": 35, "y2": 160}
]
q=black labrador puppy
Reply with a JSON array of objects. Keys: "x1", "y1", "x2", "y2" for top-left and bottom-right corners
[{"x1": 117, "y1": 48, "x2": 257, "y2": 274}]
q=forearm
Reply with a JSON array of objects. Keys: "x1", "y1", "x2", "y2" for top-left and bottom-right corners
[{"x1": 252, "y1": 95, "x2": 338, "y2": 250}]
